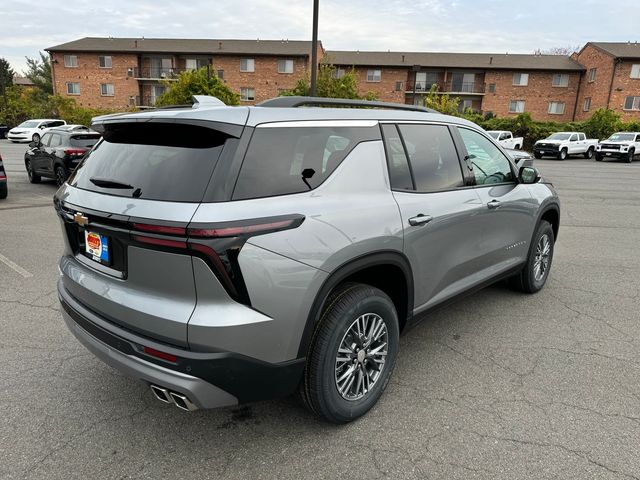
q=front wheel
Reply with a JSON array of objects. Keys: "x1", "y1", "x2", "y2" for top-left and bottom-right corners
[
  {"x1": 626, "y1": 149, "x2": 635, "y2": 163},
  {"x1": 534, "y1": 152, "x2": 542, "y2": 159},
  {"x1": 302, "y1": 283, "x2": 399, "y2": 423},
  {"x1": 558, "y1": 148, "x2": 568, "y2": 161},
  {"x1": 595, "y1": 153, "x2": 603, "y2": 162},
  {"x1": 584, "y1": 147, "x2": 594, "y2": 159},
  {"x1": 25, "y1": 159, "x2": 41, "y2": 184},
  {"x1": 509, "y1": 220, "x2": 555, "y2": 294},
  {"x1": 55, "y1": 165, "x2": 68, "y2": 187}
]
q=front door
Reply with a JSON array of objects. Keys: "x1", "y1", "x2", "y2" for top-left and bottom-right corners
[
  {"x1": 455, "y1": 126, "x2": 536, "y2": 273},
  {"x1": 382, "y1": 123, "x2": 486, "y2": 312}
]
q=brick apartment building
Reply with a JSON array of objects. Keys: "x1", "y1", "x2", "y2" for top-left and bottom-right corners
[
  {"x1": 46, "y1": 37, "x2": 640, "y2": 122},
  {"x1": 46, "y1": 37, "x2": 322, "y2": 108}
]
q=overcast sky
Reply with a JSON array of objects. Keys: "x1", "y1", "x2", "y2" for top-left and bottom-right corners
[{"x1": 2, "y1": 0, "x2": 638, "y2": 73}]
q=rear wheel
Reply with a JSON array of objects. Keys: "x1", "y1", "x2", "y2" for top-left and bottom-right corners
[
  {"x1": 25, "y1": 159, "x2": 41, "y2": 183},
  {"x1": 0, "y1": 183, "x2": 7, "y2": 199},
  {"x1": 55, "y1": 165, "x2": 68, "y2": 187},
  {"x1": 558, "y1": 148, "x2": 568, "y2": 160},
  {"x1": 584, "y1": 147, "x2": 594, "y2": 159},
  {"x1": 509, "y1": 220, "x2": 555, "y2": 294},
  {"x1": 534, "y1": 152, "x2": 542, "y2": 159},
  {"x1": 301, "y1": 283, "x2": 399, "y2": 423}
]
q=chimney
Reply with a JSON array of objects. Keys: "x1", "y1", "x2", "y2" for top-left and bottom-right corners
[
  {"x1": 134, "y1": 40, "x2": 138, "y2": 48},
  {"x1": 489, "y1": 56, "x2": 493, "y2": 64},
  {"x1": 219, "y1": 41, "x2": 223, "y2": 49},
  {"x1": 402, "y1": 54, "x2": 405, "y2": 62}
]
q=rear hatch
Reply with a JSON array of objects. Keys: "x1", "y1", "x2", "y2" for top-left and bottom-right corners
[{"x1": 55, "y1": 120, "x2": 240, "y2": 347}]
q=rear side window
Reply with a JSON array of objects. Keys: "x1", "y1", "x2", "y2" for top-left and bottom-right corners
[
  {"x1": 381, "y1": 124, "x2": 413, "y2": 190},
  {"x1": 69, "y1": 123, "x2": 229, "y2": 202},
  {"x1": 398, "y1": 124, "x2": 464, "y2": 192},
  {"x1": 232, "y1": 126, "x2": 379, "y2": 200},
  {"x1": 70, "y1": 134, "x2": 101, "y2": 148},
  {"x1": 49, "y1": 134, "x2": 62, "y2": 147}
]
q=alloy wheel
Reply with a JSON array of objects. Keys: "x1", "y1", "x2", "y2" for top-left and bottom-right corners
[
  {"x1": 533, "y1": 234, "x2": 551, "y2": 282},
  {"x1": 335, "y1": 313, "x2": 388, "y2": 401},
  {"x1": 55, "y1": 167, "x2": 66, "y2": 187}
]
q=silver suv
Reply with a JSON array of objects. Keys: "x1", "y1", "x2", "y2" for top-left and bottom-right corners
[{"x1": 55, "y1": 96, "x2": 559, "y2": 423}]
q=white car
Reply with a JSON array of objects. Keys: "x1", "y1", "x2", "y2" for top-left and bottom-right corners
[
  {"x1": 533, "y1": 132, "x2": 599, "y2": 160},
  {"x1": 487, "y1": 131, "x2": 523, "y2": 150},
  {"x1": 596, "y1": 132, "x2": 640, "y2": 163},
  {"x1": 7, "y1": 119, "x2": 67, "y2": 143}
]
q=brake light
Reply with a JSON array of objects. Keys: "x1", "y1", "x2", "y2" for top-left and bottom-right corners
[
  {"x1": 133, "y1": 235, "x2": 187, "y2": 249},
  {"x1": 143, "y1": 346, "x2": 177, "y2": 363},
  {"x1": 132, "y1": 223, "x2": 187, "y2": 236},
  {"x1": 189, "y1": 219, "x2": 297, "y2": 238},
  {"x1": 64, "y1": 149, "x2": 87, "y2": 156}
]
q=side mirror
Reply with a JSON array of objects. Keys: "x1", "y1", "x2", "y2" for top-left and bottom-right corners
[
  {"x1": 28, "y1": 141, "x2": 38, "y2": 148},
  {"x1": 519, "y1": 166, "x2": 540, "y2": 184}
]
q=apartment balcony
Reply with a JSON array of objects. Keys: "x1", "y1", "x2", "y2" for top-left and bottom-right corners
[
  {"x1": 406, "y1": 81, "x2": 485, "y2": 95},
  {"x1": 129, "y1": 95, "x2": 161, "y2": 108},
  {"x1": 133, "y1": 67, "x2": 186, "y2": 80}
]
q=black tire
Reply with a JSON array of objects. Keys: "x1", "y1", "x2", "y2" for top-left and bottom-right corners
[
  {"x1": 534, "y1": 152, "x2": 542, "y2": 159},
  {"x1": 509, "y1": 220, "x2": 555, "y2": 294},
  {"x1": 557, "y1": 148, "x2": 568, "y2": 160},
  {"x1": 626, "y1": 149, "x2": 634, "y2": 163},
  {"x1": 584, "y1": 147, "x2": 594, "y2": 159},
  {"x1": 595, "y1": 153, "x2": 603, "y2": 162},
  {"x1": 32, "y1": 133, "x2": 40, "y2": 143},
  {"x1": 515, "y1": 144, "x2": 521, "y2": 150},
  {"x1": 25, "y1": 159, "x2": 41, "y2": 184},
  {"x1": 301, "y1": 283, "x2": 400, "y2": 424},
  {"x1": 54, "y1": 165, "x2": 68, "y2": 187},
  {"x1": 0, "y1": 183, "x2": 7, "y2": 199}
]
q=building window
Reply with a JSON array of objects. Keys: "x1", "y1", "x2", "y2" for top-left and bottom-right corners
[
  {"x1": 624, "y1": 96, "x2": 640, "y2": 111},
  {"x1": 186, "y1": 59, "x2": 198, "y2": 71},
  {"x1": 512, "y1": 73, "x2": 529, "y2": 86},
  {"x1": 240, "y1": 58, "x2": 255, "y2": 72},
  {"x1": 277, "y1": 59, "x2": 294, "y2": 74},
  {"x1": 64, "y1": 55, "x2": 78, "y2": 67},
  {"x1": 588, "y1": 68, "x2": 597, "y2": 83},
  {"x1": 395, "y1": 81, "x2": 403, "y2": 92},
  {"x1": 66, "y1": 82, "x2": 80, "y2": 95},
  {"x1": 240, "y1": 87, "x2": 255, "y2": 101},
  {"x1": 217, "y1": 69, "x2": 224, "y2": 80},
  {"x1": 552, "y1": 74, "x2": 569, "y2": 87},
  {"x1": 367, "y1": 69, "x2": 381, "y2": 82},
  {"x1": 459, "y1": 99, "x2": 473, "y2": 112},
  {"x1": 583, "y1": 97, "x2": 591, "y2": 112},
  {"x1": 488, "y1": 83, "x2": 496, "y2": 93},
  {"x1": 100, "y1": 83, "x2": 114, "y2": 96},
  {"x1": 98, "y1": 55, "x2": 112, "y2": 68},
  {"x1": 631, "y1": 64, "x2": 640, "y2": 79},
  {"x1": 333, "y1": 68, "x2": 346, "y2": 79},
  {"x1": 548, "y1": 101, "x2": 566, "y2": 115},
  {"x1": 508, "y1": 100, "x2": 525, "y2": 113}
]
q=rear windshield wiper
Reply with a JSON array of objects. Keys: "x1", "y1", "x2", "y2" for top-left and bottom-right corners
[{"x1": 89, "y1": 177, "x2": 134, "y2": 189}]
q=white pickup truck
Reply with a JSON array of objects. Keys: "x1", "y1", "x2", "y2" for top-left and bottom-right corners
[
  {"x1": 533, "y1": 132, "x2": 599, "y2": 160},
  {"x1": 595, "y1": 132, "x2": 640, "y2": 163},
  {"x1": 487, "y1": 131, "x2": 523, "y2": 150}
]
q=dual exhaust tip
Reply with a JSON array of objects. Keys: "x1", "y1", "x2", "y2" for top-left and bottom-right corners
[{"x1": 150, "y1": 384, "x2": 198, "y2": 411}]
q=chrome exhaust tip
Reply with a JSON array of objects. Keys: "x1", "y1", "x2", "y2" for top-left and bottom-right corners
[
  {"x1": 169, "y1": 391, "x2": 198, "y2": 411},
  {"x1": 150, "y1": 385, "x2": 172, "y2": 404}
]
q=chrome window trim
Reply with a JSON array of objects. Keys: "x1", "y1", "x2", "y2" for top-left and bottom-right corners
[{"x1": 256, "y1": 120, "x2": 379, "y2": 128}]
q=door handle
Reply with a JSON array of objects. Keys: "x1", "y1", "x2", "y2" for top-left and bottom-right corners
[
  {"x1": 487, "y1": 200, "x2": 501, "y2": 209},
  {"x1": 408, "y1": 214, "x2": 433, "y2": 226}
]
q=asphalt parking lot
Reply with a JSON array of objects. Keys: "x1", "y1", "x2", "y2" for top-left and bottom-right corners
[{"x1": 1, "y1": 138, "x2": 639, "y2": 480}]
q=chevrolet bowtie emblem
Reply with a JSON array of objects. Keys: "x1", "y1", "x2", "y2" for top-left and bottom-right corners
[{"x1": 73, "y1": 212, "x2": 89, "y2": 227}]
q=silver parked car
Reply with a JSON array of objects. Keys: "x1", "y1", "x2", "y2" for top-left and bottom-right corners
[{"x1": 55, "y1": 96, "x2": 560, "y2": 423}]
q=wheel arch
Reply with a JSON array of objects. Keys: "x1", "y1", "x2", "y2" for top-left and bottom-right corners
[
  {"x1": 537, "y1": 203, "x2": 560, "y2": 242},
  {"x1": 296, "y1": 251, "x2": 414, "y2": 358}
]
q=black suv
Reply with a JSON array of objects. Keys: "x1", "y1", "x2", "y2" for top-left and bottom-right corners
[{"x1": 25, "y1": 129, "x2": 101, "y2": 186}]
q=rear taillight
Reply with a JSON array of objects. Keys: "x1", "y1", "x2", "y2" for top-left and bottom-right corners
[
  {"x1": 143, "y1": 346, "x2": 177, "y2": 363},
  {"x1": 132, "y1": 223, "x2": 187, "y2": 236},
  {"x1": 64, "y1": 149, "x2": 87, "y2": 156},
  {"x1": 188, "y1": 218, "x2": 299, "y2": 238}
]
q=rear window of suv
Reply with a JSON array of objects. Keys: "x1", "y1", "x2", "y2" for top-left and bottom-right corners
[
  {"x1": 232, "y1": 125, "x2": 379, "y2": 200},
  {"x1": 68, "y1": 123, "x2": 229, "y2": 203}
]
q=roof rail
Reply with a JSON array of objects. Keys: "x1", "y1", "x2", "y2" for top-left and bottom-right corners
[{"x1": 256, "y1": 96, "x2": 438, "y2": 114}]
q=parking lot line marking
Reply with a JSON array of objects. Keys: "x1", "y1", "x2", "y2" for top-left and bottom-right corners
[{"x1": 0, "y1": 253, "x2": 33, "y2": 278}]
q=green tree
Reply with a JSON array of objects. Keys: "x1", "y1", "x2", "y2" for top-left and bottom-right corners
[
  {"x1": 155, "y1": 67, "x2": 239, "y2": 106},
  {"x1": 24, "y1": 52, "x2": 53, "y2": 95},
  {"x1": 0, "y1": 57, "x2": 14, "y2": 98},
  {"x1": 582, "y1": 108, "x2": 621, "y2": 140},
  {"x1": 419, "y1": 84, "x2": 460, "y2": 115},
  {"x1": 281, "y1": 63, "x2": 376, "y2": 100}
]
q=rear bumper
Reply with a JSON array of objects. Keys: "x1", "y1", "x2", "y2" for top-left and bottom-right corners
[{"x1": 58, "y1": 280, "x2": 305, "y2": 408}]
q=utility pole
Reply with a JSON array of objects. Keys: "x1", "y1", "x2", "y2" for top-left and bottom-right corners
[{"x1": 310, "y1": 0, "x2": 319, "y2": 96}]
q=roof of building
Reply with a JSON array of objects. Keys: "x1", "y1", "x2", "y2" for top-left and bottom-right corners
[
  {"x1": 587, "y1": 42, "x2": 640, "y2": 59},
  {"x1": 46, "y1": 37, "x2": 316, "y2": 56},
  {"x1": 326, "y1": 50, "x2": 584, "y2": 71},
  {"x1": 13, "y1": 76, "x2": 34, "y2": 86}
]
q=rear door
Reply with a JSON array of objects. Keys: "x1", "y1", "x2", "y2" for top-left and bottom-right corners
[
  {"x1": 455, "y1": 126, "x2": 535, "y2": 273},
  {"x1": 382, "y1": 122, "x2": 486, "y2": 311}
]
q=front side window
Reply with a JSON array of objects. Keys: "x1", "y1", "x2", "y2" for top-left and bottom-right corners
[
  {"x1": 569, "y1": 134, "x2": 578, "y2": 142},
  {"x1": 552, "y1": 73, "x2": 569, "y2": 87},
  {"x1": 240, "y1": 87, "x2": 255, "y2": 101},
  {"x1": 624, "y1": 96, "x2": 640, "y2": 111},
  {"x1": 240, "y1": 58, "x2": 255, "y2": 72},
  {"x1": 458, "y1": 128, "x2": 514, "y2": 186},
  {"x1": 66, "y1": 82, "x2": 80, "y2": 95},
  {"x1": 398, "y1": 124, "x2": 464, "y2": 192},
  {"x1": 367, "y1": 69, "x2": 382, "y2": 82},
  {"x1": 64, "y1": 55, "x2": 78, "y2": 67},
  {"x1": 277, "y1": 59, "x2": 294, "y2": 74},
  {"x1": 98, "y1": 55, "x2": 112, "y2": 68},
  {"x1": 512, "y1": 73, "x2": 529, "y2": 86},
  {"x1": 100, "y1": 83, "x2": 114, "y2": 96},
  {"x1": 588, "y1": 68, "x2": 597, "y2": 82},
  {"x1": 509, "y1": 100, "x2": 525, "y2": 113},
  {"x1": 548, "y1": 101, "x2": 566, "y2": 115},
  {"x1": 631, "y1": 64, "x2": 640, "y2": 79},
  {"x1": 233, "y1": 126, "x2": 379, "y2": 200},
  {"x1": 381, "y1": 124, "x2": 413, "y2": 190},
  {"x1": 39, "y1": 133, "x2": 52, "y2": 146}
]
